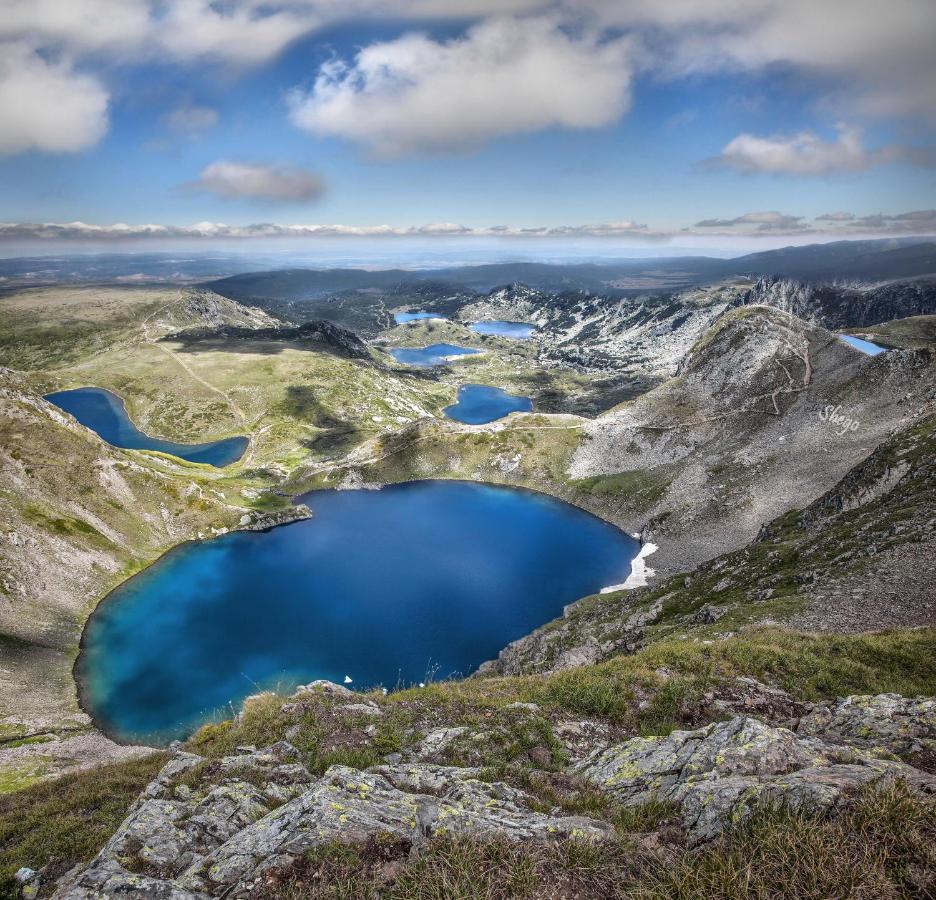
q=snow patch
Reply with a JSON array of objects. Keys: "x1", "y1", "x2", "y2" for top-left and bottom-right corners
[{"x1": 601, "y1": 542, "x2": 658, "y2": 592}]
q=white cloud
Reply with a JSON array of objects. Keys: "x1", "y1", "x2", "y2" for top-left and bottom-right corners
[
  {"x1": 711, "y1": 125, "x2": 935, "y2": 176},
  {"x1": 288, "y1": 16, "x2": 634, "y2": 156},
  {"x1": 694, "y1": 211, "x2": 804, "y2": 230},
  {"x1": 582, "y1": 0, "x2": 936, "y2": 120},
  {"x1": 185, "y1": 161, "x2": 325, "y2": 202},
  {"x1": 0, "y1": 219, "x2": 657, "y2": 240},
  {"x1": 815, "y1": 211, "x2": 856, "y2": 222},
  {"x1": 0, "y1": 0, "x2": 151, "y2": 53},
  {"x1": 845, "y1": 209, "x2": 936, "y2": 233},
  {"x1": 712, "y1": 125, "x2": 887, "y2": 176},
  {"x1": 164, "y1": 104, "x2": 218, "y2": 135},
  {"x1": 2, "y1": 210, "x2": 935, "y2": 242},
  {"x1": 0, "y1": 42, "x2": 109, "y2": 156}
]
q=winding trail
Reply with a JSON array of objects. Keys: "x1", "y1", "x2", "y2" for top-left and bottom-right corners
[{"x1": 141, "y1": 291, "x2": 246, "y2": 425}]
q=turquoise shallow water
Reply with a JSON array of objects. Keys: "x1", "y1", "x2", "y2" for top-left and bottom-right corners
[
  {"x1": 838, "y1": 334, "x2": 886, "y2": 356},
  {"x1": 469, "y1": 321, "x2": 535, "y2": 340},
  {"x1": 79, "y1": 481, "x2": 638, "y2": 744},
  {"x1": 388, "y1": 344, "x2": 481, "y2": 366},
  {"x1": 443, "y1": 384, "x2": 532, "y2": 424},
  {"x1": 394, "y1": 311, "x2": 447, "y2": 324},
  {"x1": 45, "y1": 387, "x2": 247, "y2": 467}
]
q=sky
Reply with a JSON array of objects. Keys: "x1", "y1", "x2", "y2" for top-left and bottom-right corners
[{"x1": 1, "y1": 0, "x2": 935, "y2": 259}]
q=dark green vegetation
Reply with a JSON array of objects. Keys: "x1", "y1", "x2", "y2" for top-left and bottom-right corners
[{"x1": 0, "y1": 754, "x2": 165, "y2": 899}]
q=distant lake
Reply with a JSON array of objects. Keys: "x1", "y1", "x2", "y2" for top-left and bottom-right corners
[
  {"x1": 79, "y1": 481, "x2": 638, "y2": 744},
  {"x1": 838, "y1": 334, "x2": 886, "y2": 356},
  {"x1": 394, "y1": 311, "x2": 447, "y2": 324},
  {"x1": 444, "y1": 384, "x2": 532, "y2": 425},
  {"x1": 44, "y1": 387, "x2": 247, "y2": 467},
  {"x1": 388, "y1": 344, "x2": 482, "y2": 367},
  {"x1": 469, "y1": 321, "x2": 535, "y2": 340}
]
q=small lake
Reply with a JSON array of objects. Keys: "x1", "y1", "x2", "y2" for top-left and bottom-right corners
[
  {"x1": 838, "y1": 334, "x2": 886, "y2": 356},
  {"x1": 394, "y1": 311, "x2": 447, "y2": 324},
  {"x1": 44, "y1": 387, "x2": 247, "y2": 467},
  {"x1": 444, "y1": 384, "x2": 533, "y2": 425},
  {"x1": 469, "y1": 321, "x2": 535, "y2": 340},
  {"x1": 79, "y1": 481, "x2": 638, "y2": 744},
  {"x1": 388, "y1": 344, "x2": 482, "y2": 367}
]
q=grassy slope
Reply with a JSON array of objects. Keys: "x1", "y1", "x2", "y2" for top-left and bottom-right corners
[
  {"x1": 2, "y1": 626, "x2": 934, "y2": 897},
  {"x1": 487, "y1": 410, "x2": 936, "y2": 674},
  {"x1": 845, "y1": 314, "x2": 936, "y2": 350}
]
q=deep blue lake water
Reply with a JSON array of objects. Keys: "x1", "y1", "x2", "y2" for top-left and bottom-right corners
[
  {"x1": 444, "y1": 384, "x2": 533, "y2": 425},
  {"x1": 394, "y1": 311, "x2": 447, "y2": 324},
  {"x1": 838, "y1": 334, "x2": 886, "y2": 356},
  {"x1": 388, "y1": 344, "x2": 482, "y2": 366},
  {"x1": 469, "y1": 321, "x2": 535, "y2": 340},
  {"x1": 79, "y1": 481, "x2": 638, "y2": 744},
  {"x1": 44, "y1": 387, "x2": 247, "y2": 467}
]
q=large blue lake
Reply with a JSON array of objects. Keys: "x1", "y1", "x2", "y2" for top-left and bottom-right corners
[
  {"x1": 45, "y1": 387, "x2": 247, "y2": 467},
  {"x1": 388, "y1": 344, "x2": 481, "y2": 366},
  {"x1": 444, "y1": 384, "x2": 533, "y2": 424},
  {"x1": 79, "y1": 481, "x2": 638, "y2": 744},
  {"x1": 470, "y1": 321, "x2": 535, "y2": 340}
]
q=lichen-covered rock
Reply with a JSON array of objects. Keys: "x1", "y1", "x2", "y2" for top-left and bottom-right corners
[
  {"x1": 57, "y1": 756, "x2": 610, "y2": 898},
  {"x1": 575, "y1": 716, "x2": 935, "y2": 845},
  {"x1": 54, "y1": 743, "x2": 314, "y2": 899},
  {"x1": 797, "y1": 693, "x2": 936, "y2": 754}
]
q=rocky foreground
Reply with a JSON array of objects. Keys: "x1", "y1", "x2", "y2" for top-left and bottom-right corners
[{"x1": 39, "y1": 681, "x2": 934, "y2": 899}]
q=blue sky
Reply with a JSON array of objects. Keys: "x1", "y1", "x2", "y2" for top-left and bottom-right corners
[{"x1": 0, "y1": 1, "x2": 934, "y2": 257}]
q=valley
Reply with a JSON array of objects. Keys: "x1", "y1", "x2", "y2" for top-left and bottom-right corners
[{"x1": 1, "y1": 247, "x2": 935, "y2": 898}]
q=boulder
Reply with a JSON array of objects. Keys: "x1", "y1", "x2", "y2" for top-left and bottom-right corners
[
  {"x1": 56, "y1": 754, "x2": 611, "y2": 899},
  {"x1": 797, "y1": 693, "x2": 936, "y2": 755},
  {"x1": 575, "y1": 716, "x2": 935, "y2": 845}
]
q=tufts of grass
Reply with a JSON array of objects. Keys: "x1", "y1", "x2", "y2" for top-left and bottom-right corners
[
  {"x1": 258, "y1": 782, "x2": 934, "y2": 899},
  {"x1": 644, "y1": 781, "x2": 936, "y2": 899},
  {"x1": 0, "y1": 753, "x2": 166, "y2": 899}
]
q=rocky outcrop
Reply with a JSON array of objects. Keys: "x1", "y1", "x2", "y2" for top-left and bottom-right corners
[
  {"x1": 167, "y1": 319, "x2": 370, "y2": 359},
  {"x1": 737, "y1": 276, "x2": 936, "y2": 330},
  {"x1": 576, "y1": 714, "x2": 936, "y2": 846},
  {"x1": 56, "y1": 745, "x2": 611, "y2": 898},
  {"x1": 236, "y1": 505, "x2": 311, "y2": 532},
  {"x1": 797, "y1": 694, "x2": 936, "y2": 755},
  {"x1": 174, "y1": 290, "x2": 278, "y2": 330},
  {"x1": 568, "y1": 305, "x2": 936, "y2": 575}
]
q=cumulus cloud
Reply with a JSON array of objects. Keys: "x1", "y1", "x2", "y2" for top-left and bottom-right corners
[
  {"x1": 0, "y1": 0, "x2": 151, "y2": 54},
  {"x1": 0, "y1": 42, "x2": 109, "y2": 155},
  {"x1": 2, "y1": 0, "x2": 934, "y2": 162},
  {"x1": 288, "y1": 16, "x2": 634, "y2": 156},
  {"x1": 0, "y1": 218, "x2": 657, "y2": 241},
  {"x1": 815, "y1": 211, "x2": 857, "y2": 222},
  {"x1": 185, "y1": 161, "x2": 325, "y2": 202},
  {"x1": 583, "y1": 0, "x2": 936, "y2": 120},
  {"x1": 694, "y1": 211, "x2": 804, "y2": 231},
  {"x1": 1, "y1": 209, "x2": 934, "y2": 242},
  {"x1": 163, "y1": 104, "x2": 218, "y2": 135},
  {"x1": 844, "y1": 209, "x2": 936, "y2": 233},
  {"x1": 711, "y1": 125, "x2": 895, "y2": 176}
]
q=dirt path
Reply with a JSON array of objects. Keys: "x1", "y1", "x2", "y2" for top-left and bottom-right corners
[{"x1": 141, "y1": 292, "x2": 246, "y2": 425}]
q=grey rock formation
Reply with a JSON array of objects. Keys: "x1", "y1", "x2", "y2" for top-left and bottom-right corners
[
  {"x1": 56, "y1": 750, "x2": 610, "y2": 898},
  {"x1": 575, "y1": 715, "x2": 935, "y2": 845},
  {"x1": 797, "y1": 693, "x2": 936, "y2": 755}
]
